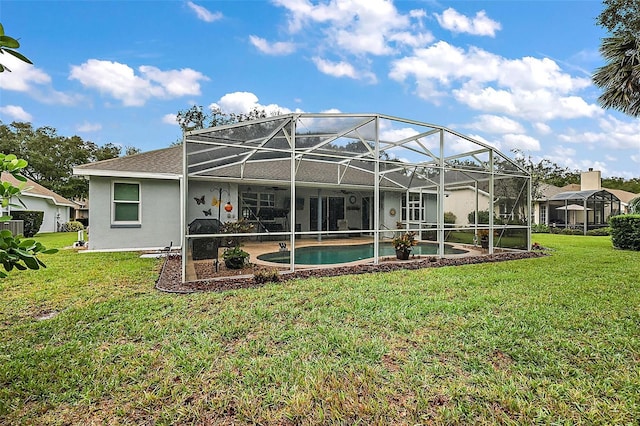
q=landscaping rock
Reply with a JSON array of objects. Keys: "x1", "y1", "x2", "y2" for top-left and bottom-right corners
[{"x1": 156, "y1": 251, "x2": 547, "y2": 294}]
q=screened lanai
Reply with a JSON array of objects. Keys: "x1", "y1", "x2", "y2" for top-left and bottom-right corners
[
  {"x1": 182, "y1": 113, "x2": 531, "y2": 282},
  {"x1": 547, "y1": 189, "x2": 621, "y2": 234}
]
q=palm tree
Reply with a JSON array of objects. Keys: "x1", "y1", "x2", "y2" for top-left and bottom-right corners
[{"x1": 592, "y1": 34, "x2": 640, "y2": 117}]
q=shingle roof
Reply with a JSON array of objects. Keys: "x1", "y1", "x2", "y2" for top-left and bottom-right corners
[
  {"x1": 74, "y1": 146, "x2": 182, "y2": 175},
  {"x1": 606, "y1": 188, "x2": 638, "y2": 204},
  {"x1": 1, "y1": 172, "x2": 76, "y2": 207},
  {"x1": 537, "y1": 183, "x2": 566, "y2": 200},
  {"x1": 74, "y1": 145, "x2": 418, "y2": 189}
]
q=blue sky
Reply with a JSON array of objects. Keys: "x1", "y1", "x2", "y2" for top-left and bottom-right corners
[{"x1": 1, "y1": 0, "x2": 639, "y2": 178}]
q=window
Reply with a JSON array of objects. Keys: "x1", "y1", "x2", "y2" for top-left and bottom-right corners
[
  {"x1": 241, "y1": 191, "x2": 274, "y2": 219},
  {"x1": 402, "y1": 193, "x2": 423, "y2": 222},
  {"x1": 112, "y1": 182, "x2": 140, "y2": 225},
  {"x1": 539, "y1": 205, "x2": 546, "y2": 224}
]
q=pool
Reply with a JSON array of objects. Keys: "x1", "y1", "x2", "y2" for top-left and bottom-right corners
[{"x1": 257, "y1": 242, "x2": 468, "y2": 265}]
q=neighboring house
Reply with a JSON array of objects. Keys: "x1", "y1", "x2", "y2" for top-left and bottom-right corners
[
  {"x1": 1, "y1": 172, "x2": 77, "y2": 233},
  {"x1": 72, "y1": 198, "x2": 90, "y2": 226},
  {"x1": 532, "y1": 169, "x2": 637, "y2": 233}
]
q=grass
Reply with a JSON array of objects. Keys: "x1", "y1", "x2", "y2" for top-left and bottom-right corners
[{"x1": 1, "y1": 232, "x2": 639, "y2": 424}]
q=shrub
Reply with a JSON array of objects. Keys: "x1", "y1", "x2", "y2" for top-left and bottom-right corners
[
  {"x1": 468, "y1": 210, "x2": 503, "y2": 225},
  {"x1": 10, "y1": 210, "x2": 44, "y2": 237},
  {"x1": 629, "y1": 196, "x2": 640, "y2": 214},
  {"x1": 560, "y1": 228, "x2": 583, "y2": 235},
  {"x1": 586, "y1": 227, "x2": 610, "y2": 236},
  {"x1": 63, "y1": 221, "x2": 85, "y2": 232},
  {"x1": 609, "y1": 214, "x2": 640, "y2": 251},
  {"x1": 549, "y1": 226, "x2": 563, "y2": 234},
  {"x1": 254, "y1": 269, "x2": 281, "y2": 284},
  {"x1": 532, "y1": 223, "x2": 550, "y2": 233},
  {"x1": 443, "y1": 211, "x2": 457, "y2": 226},
  {"x1": 468, "y1": 210, "x2": 490, "y2": 224},
  {"x1": 222, "y1": 246, "x2": 250, "y2": 269}
]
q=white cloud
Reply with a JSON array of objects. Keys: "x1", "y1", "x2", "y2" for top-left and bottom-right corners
[
  {"x1": 501, "y1": 133, "x2": 541, "y2": 151},
  {"x1": 209, "y1": 91, "x2": 293, "y2": 116},
  {"x1": 312, "y1": 57, "x2": 377, "y2": 83},
  {"x1": 0, "y1": 56, "x2": 51, "y2": 92},
  {"x1": 468, "y1": 115, "x2": 525, "y2": 134},
  {"x1": 249, "y1": 36, "x2": 296, "y2": 55},
  {"x1": 139, "y1": 66, "x2": 207, "y2": 97},
  {"x1": 533, "y1": 122, "x2": 552, "y2": 134},
  {"x1": 449, "y1": 133, "x2": 496, "y2": 153},
  {"x1": 273, "y1": 0, "x2": 424, "y2": 55},
  {"x1": 186, "y1": 1, "x2": 222, "y2": 22},
  {"x1": 556, "y1": 115, "x2": 640, "y2": 151},
  {"x1": 631, "y1": 154, "x2": 640, "y2": 163},
  {"x1": 0, "y1": 105, "x2": 32, "y2": 121},
  {"x1": 435, "y1": 8, "x2": 501, "y2": 37},
  {"x1": 69, "y1": 60, "x2": 209, "y2": 106},
  {"x1": 389, "y1": 41, "x2": 599, "y2": 122},
  {"x1": 162, "y1": 113, "x2": 178, "y2": 125},
  {"x1": 388, "y1": 31, "x2": 434, "y2": 48},
  {"x1": 76, "y1": 121, "x2": 102, "y2": 132}
]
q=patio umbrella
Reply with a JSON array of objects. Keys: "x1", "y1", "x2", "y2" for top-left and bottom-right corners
[
  {"x1": 556, "y1": 204, "x2": 592, "y2": 211},
  {"x1": 556, "y1": 204, "x2": 592, "y2": 225}
]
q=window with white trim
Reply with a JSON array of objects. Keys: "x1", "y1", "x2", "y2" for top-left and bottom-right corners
[
  {"x1": 112, "y1": 182, "x2": 140, "y2": 225},
  {"x1": 539, "y1": 205, "x2": 546, "y2": 224}
]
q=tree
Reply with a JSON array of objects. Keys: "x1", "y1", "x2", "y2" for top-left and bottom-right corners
[
  {"x1": 592, "y1": 0, "x2": 640, "y2": 117},
  {"x1": 0, "y1": 23, "x2": 57, "y2": 279},
  {"x1": 0, "y1": 121, "x2": 124, "y2": 199},
  {"x1": 124, "y1": 146, "x2": 141, "y2": 156},
  {"x1": 0, "y1": 23, "x2": 32, "y2": 72},
  {"x1": 511, "y1": 150, "x2": 580, "y2": 198},
  {"x1": 176, "y1": 105, "x2": 273, "y2": 133},
  {"x1": 0, "y1": 153, "x2": 57, "y2": 278}
]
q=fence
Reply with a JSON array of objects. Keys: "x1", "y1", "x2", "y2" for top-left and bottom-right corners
[{"x1": 0, "y1": 220, "x2": 25, "y2": 236}]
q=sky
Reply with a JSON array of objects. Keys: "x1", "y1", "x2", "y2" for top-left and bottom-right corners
[{"x1": 1, "y1": 0, "x2": 639, "y2": 179}]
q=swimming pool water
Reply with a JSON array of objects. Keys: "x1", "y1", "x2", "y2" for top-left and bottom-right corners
[{"x1": 257, "y1": 242, "x2": 467, "y2": 265}]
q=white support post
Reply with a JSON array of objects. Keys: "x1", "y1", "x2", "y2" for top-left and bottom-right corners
[
  {"x1": 488, "y1": 151, "x2": 494, "y2": 254},
  {"x1": 374, "y1": 115, "x2": 380, "y2": 264},
  {"x1": 290, "y1": 117, "x2": 296, "y2": 272},
  {"x1": 438, "y1": 130, "x2": 445, "y2": 257}
]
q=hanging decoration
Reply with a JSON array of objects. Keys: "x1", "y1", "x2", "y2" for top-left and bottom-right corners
[
  {"x1": 224, "y1": 202, "x2": 233, "y2": 212},
  {"x1": 194, "y1": 195, "x2": 205, "y2": 205},
  {"x1": 203, "y1": 208, "x2": 212, "y2": 216},
  {"x1": 211, "y1": 196, "x2": 220, "y2": 207}
]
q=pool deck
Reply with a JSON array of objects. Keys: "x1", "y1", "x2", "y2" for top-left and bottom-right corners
[{"x1": 186, "y1": 236, "x2": 483, "y2": 281}]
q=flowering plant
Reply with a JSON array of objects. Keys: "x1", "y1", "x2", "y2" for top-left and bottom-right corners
[{"x1": 392, "y1": 231, "x2": 418, "y2": 251}]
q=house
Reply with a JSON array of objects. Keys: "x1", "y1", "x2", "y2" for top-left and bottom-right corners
[
  {"x1": 73, "y1": 113, "x2": 531, "y2": 281},
  {"x1": 532, "y1": 169, "x2": 638, "y2": 233},
  {"x1": 1, "y1": 172, "x2": 77, "y2": 233}
]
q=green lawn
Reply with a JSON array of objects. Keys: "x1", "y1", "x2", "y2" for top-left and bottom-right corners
[{"x1": 1, "y1": 232, "x2": 639, "y2": 424}]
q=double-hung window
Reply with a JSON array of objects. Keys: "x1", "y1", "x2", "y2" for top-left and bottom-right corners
[{"x1": 112, "y1": 182, "x2": 140, "y2": 226}]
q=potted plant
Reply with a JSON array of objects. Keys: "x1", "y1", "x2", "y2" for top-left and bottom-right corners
[
  {"x1": 392, "y1": 231, "x2": 418, "y2": 260},
  {"x1": 477, "y1": 229, "x2": 490, "y2": 249},
  {"x1": 222, "y1": 246, "x2": 250, "y2": 269},
  {"x1": 220, "y1": 219, "x2": 254, "y2": 269}
]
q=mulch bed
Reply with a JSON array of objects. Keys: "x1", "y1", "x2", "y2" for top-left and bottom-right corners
[{"x1": 155, "y1": 251, "x2": 548, "y2": 294}]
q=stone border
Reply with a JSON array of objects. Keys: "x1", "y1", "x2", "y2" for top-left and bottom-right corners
[{"x1": 155, "y1": 251, "x2": 548, "y2": 294}]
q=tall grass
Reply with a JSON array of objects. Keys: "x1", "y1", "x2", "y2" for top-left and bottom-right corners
[{"x1": 1, "y1": 232, "x2": 638, "y2": 424}]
